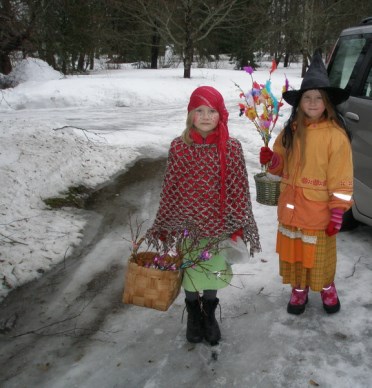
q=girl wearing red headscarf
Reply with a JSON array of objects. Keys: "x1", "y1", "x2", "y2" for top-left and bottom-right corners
[{"x1": 148, "y1": 86, "x2": 261, "y2": 345}]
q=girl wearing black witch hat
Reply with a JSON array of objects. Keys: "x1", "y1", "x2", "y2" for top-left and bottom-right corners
[{"x1": 259, "y1": 51, "x2": 353, "y2": 315}]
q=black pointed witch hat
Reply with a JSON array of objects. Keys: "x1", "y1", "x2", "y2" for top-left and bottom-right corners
[{"x1": 282, "y1": 51, "x2": 350, "y2": 106}]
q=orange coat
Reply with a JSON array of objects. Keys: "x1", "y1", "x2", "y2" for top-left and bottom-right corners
[{"x1": 268, "y1": 120, "x2": 353, "y2": 230}]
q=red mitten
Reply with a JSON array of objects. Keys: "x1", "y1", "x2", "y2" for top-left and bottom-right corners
[
  {"x1": 325, "y1": 208, "x2": 344, "y2": 236},
  {"x1": 260, "y1": 147, "x2": 274, "y2": 165},
  {"x1": 231, "y1": 229, "x2": 243, "y2": 242}
]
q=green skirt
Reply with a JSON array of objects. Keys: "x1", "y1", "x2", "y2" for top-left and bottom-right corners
[{"x1": 182, "y1": 238, "x2": 233, "y2": 292}]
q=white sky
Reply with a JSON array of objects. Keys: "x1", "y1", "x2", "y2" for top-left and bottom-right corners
[{"x1": 1, "y1": 58, "x2": 372, "y2": 388}]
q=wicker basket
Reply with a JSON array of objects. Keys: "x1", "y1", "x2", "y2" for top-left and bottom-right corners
[
  {"x1": 254, "y1": 172, "x2": 281, "y2": 206},
  {"x1": 123, "y1": 252, "x2": 183, "y2": 311}
]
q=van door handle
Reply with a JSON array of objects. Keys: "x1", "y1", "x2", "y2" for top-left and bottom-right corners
[{"x1": 345, "y1": 112, "x2": 360, "y2": 122}]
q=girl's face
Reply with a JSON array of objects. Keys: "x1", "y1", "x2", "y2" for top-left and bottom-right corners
[
  {"x1": 192, "y1": 105, "x2": 220, "y2": 137},
  {"x1": 300, "y1": 89, "x2": 326, "y2": 120}
]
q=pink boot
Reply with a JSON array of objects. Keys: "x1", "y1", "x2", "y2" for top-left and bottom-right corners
[
  {"x1": 321, "y1": 282, "x2": 341, "y2": 314},
  {"x1": 287, "y1": 286, "x2": 309, "y2": 315}
]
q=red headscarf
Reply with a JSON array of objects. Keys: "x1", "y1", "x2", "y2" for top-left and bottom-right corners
[{"x1": 187, "y1": 86, "x2": 230, "y2": 212}]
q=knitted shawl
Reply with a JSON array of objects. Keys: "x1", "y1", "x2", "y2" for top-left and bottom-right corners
[{"x1": 147, "y1": 135, "x2": 261, "y2": 256}]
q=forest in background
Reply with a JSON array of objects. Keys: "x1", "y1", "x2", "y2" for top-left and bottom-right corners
[{"x1": 1, "y1": 0, "x2": 372, "y2": 80}]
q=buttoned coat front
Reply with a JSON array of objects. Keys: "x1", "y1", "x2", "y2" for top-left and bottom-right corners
[{"x1": 268, "y1": 120, "x2": 353, "y2": 230}]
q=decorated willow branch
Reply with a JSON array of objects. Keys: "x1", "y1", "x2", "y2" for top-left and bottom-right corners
[
  {"x1": 126, "y1": 218, "x2": 227, "y2": 272},
  {"x1": 235, "y1": 60, "x2": 289, "y2": 147}
]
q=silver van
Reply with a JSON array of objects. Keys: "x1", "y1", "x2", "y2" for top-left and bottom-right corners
[{"x1": 327, "y1": 17, "x2": 372, "y2": 228}]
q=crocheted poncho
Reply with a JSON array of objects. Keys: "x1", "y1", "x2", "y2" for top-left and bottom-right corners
[{"x1": 147, "y1": 136, "x2": 261, "y2": 257}]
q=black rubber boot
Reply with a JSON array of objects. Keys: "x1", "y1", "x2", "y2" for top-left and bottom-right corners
[
  {"x1": 202, "y1": 297, "x2": 221, "y2": 346},
  {"x1": 185, "y1": 299, "x2": 204, "y2": 343}
]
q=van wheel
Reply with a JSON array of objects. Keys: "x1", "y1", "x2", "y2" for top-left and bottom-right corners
[{"x1": 341, "y1": 209, "x2": 359, "y2": 231}]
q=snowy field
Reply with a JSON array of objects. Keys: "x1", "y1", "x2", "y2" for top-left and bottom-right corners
[
  {"x1": 1, "y1": 58, "x2": 372, "y2": 388},
  {"x1": 0, "y1": 57, "x2": 299, "y2": 301}
]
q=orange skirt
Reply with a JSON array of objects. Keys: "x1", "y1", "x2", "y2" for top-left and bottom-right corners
[{"x1": 276, "y1": 224, "x2": 337, "y2": 291}]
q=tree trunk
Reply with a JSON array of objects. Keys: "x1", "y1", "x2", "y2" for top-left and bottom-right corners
[
  {"x1": 284, "y1": 53, "x2": 290, "y2": 68},
  {"x1": 0, "y1": 53, "x2": 12, "y2": 75},
  {"x1": 183, "y1": 32, "x2": 193, "y2": 78},
  {"x1": 183, "y1": 1, "x2": 193, "y2": 79},
  {"x1": 183, "y1": 65, "x2": 191, "y2": 78},
  {"x1": 183, "y1": 44, "x2": 193, "y2": 79},
  {"x1": 45, "y1": 49, "x2": 57, "y2": 70},
  {"x1": 89, "y1": 54, "x2": 94, "y2": 70},
  {"x1": 61, "y1": 59, "x2": 67, "y2": 75},
  {"x1": 77, "y1": 53, "x2": 85, "y2": 72},
  {"x1": 301, "y1": 50, "x2": 309, "y2": 77},
  {"x1": 302, "y1": 0, "x2": 314, "y2": 77},
  {"x1": 150, "y1": 28, "x2": 160, "y2": 69}
]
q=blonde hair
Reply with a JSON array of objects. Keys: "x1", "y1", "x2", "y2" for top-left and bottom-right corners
[{"x1": 181, "y1": 110, "x2": 195, "y2": 145}]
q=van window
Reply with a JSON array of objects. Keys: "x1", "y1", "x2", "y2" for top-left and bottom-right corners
[
  {"x1": 328, "y1": 37, "x2": 366, "y2": 88},
  {"x1": 361, "y1": 65, "x2": 372, "y2": 97}
]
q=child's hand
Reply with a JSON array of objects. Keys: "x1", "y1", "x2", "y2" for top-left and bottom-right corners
[
  {"x1": 325, "y1": 208, "x2": 344, "y2": 236},
  {"x1": 230, "y1": 229, "x2": 243, "y2": 242},
  {"x1": 223, "y1": 230, "x2": 248, "y2": 265},
  {"x1": 260, "y1": 147, "x2": 274, "y2": 165}
]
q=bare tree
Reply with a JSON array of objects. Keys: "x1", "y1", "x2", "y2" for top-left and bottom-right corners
[
  {"x1": 119, "y1": 0, "x2": 239, "y2": 78},
  {"x1": 0, "y1": 0, "x2": 40, "y2": 75},
  {"x1": 284, "y1": 0, "x2": 372, "y2": 75},
  {"x1": 3, "y1": 0, "x2": 372, "y2": 78}
]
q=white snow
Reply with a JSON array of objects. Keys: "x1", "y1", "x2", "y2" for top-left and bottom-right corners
[
  {"x1": 0, "y1": 58, "x2": 300, "y2": 301},
  {"x1": 1, "y1": 58, "x2": 372, "y2": 388}
]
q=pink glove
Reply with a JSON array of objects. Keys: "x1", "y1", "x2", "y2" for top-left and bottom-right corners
[
  {"x1": 259, "y1": 147, "x2": 273, "y2": 165},
  {"x1": 325, "y1": 208, "x2": 344, "y2": 236}
]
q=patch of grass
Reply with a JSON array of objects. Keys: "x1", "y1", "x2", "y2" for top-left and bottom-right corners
[{"x1": 43, "y1": 185, "x2": 93, "y2": 209}]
